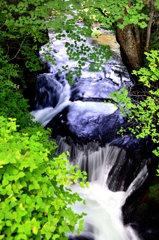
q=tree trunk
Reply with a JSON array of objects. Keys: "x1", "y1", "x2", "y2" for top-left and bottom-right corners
[
  {"x1": 116, "y1": 25, "x2": 142, "y2": 70},
  {"x1": 145, "y1": 0, "x2": 155, "y2": 50}
]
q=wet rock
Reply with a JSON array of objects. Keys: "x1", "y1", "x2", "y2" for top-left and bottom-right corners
[
  {"x1": 33, "y1": 73, "x2": 69, "y2": 110},
  {"x1": 46, "y1": 103, "x2": 122, "y2": 145}
]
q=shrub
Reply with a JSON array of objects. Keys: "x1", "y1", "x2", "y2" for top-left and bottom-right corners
[
  {"x1": 111, "y1": 50, "x2": 159, "y2": 157},
  {"x1": 0, "y1": 116, "x2": 87, "y2": 239}
]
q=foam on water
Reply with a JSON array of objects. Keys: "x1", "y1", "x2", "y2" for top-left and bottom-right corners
[
  {"x1": 31, "y1": 100, "x2": 117, "y2": 127},
  {"x1": 68, "y1": 101, "x2": 117, "y2": 115},
  {"x1": 30, "y1": 101, "x2": 70, "y2": 126},
  {"x1": 56, "y1": 139, "x2": 146, "y2": 240},
  {"x1": 68, "y1": 163, "x2": 144, "y2": 240}
]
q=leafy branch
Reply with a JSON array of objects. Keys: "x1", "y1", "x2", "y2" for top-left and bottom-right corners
[{"x1": 9, "y1": 38, "x2": 26, "y2": 62}]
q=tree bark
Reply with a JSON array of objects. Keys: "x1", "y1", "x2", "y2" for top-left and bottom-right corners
[
  {"x1": 116, "y1": 25, "x2": 142, "y2": 70},
  {"x1": 146, "y1": 0, "x2": 155, "y2": 50}
]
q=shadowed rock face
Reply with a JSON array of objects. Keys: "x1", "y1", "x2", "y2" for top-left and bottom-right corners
[{"x1": 46, "y1": 107, "x2": 123, "y2": 145}]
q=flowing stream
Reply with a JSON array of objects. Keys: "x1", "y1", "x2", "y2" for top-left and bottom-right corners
[
  {"x1": 31, "y1": 31, "x2": 150, "y2": 240},
  {"x1": 57, "y1": 138, "x2": 148, "y2": 240}
]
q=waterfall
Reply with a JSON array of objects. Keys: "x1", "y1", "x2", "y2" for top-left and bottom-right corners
[
  {"x1": 69, "y1": 182, "x2": 140, "y2": 240},
  {"x1": 31, "y1": 102, "x2": 70, "y2": 126},
  {"x1": 30, "y1": 32, "x2": 151, "y2": 240},
  {"x1": 56, "y1": 137, "x2": 148, "y2": 240}
]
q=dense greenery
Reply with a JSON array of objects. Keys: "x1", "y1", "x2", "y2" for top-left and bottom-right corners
[
  {"x1": 111, "y1": 50, "x2": 159, "y2": 157},
  {"x1": 2, "y1": 0, "x2": 159, "y2": 84},
  {"x1": 0, "y1": 1, "x2": 91, "y2": 238},
  {"x1": 0, "y1": 0, "x2": 111, "y2": 87},
  {"x1": 0, "y1": 116, "x2": 87, "y2": 239},
  {"x1": 63, "y1": 0, "x2": 159, "y2": 70},
  {"x1": 1, "y1": 0, "x2": 159, "y2": 237}
]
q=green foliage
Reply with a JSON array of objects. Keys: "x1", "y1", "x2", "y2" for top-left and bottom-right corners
[
  {"x1": 1, "y1": 0, "x2": 159, "y2": 87},
  {"x1": 0, "y1": 0, "x2": 82, "y2": 86},
  {"x1": 0, "y1": 3, "x2": 94, "y2": 238},
  {"x1": 0, "y1": 86, "x2": 32, "y2": 129},
  {"x1": 74, "y1": 0, "x2": 150, "y2": 29},
  {"x1": 42, "y1": 26, "x2": 111, "y2": 84},
  {"x1": 2, "y1": 0, "x2": 159, "y2": 86},
  {"x1": 0, "y1": 54, "x2": 33, "y2": 130},
  {"x1": 132, "y1": 50, "x2": 159, "y2": 154},
  {"x1": 0, "y1": 116, "x2": 88, "y2": 239},
  {"x1": 64, "y1": 37, "x2": 111, "y2": 82},
  {"x1": 133, "y1": 50, "x2": 159, "y2": 88},
  {"x1": 3, "y1": 1, "x2": 159, "y2": 237},
  {"x1": 0, "y1": 1, "x2": 46, "y2": 87},
  {"x1": 111, "y1": 50, "x2": 159, "y2": 171},
  {"x1": 0, "y1": 0, "x2": 113, "y2": 86}
]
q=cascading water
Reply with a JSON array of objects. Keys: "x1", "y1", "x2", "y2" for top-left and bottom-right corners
[
  {"x1": 69, "y1": 177, "x2": 141, "y2": 240},
  {"x1": 56, "y1": 137, "x2": 148, "y2": 240},
  {"x1": 31, "y1": 30, "x2": 151, "y2": 240}
]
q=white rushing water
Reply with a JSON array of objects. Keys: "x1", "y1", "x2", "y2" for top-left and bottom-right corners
[
  {"x1": 30, "y1": 101, "x2": 70, "y2": 126},
  {"x1": 69, "y1": 185, "x2": 141, "y2": 240},
  {"x1": 69, "y1": 183, "x2": 139, "y2": 240},
  {"x1": 31, "y1": 99, "x2": 117, "y2": 127},
  {"x1": 56, "y1": 139, "x2": 145, "y2": 240},
  {"x1": 30, "y1": 73, "x2": 146, "y2": 240}
]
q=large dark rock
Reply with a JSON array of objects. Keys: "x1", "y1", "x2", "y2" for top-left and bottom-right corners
[
  {"x1": 46, "y1": 103, "x2": 123, "y2": 145},
  {"x1": 130, "y1": 218, "x2": 159, "y2": 240}
]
